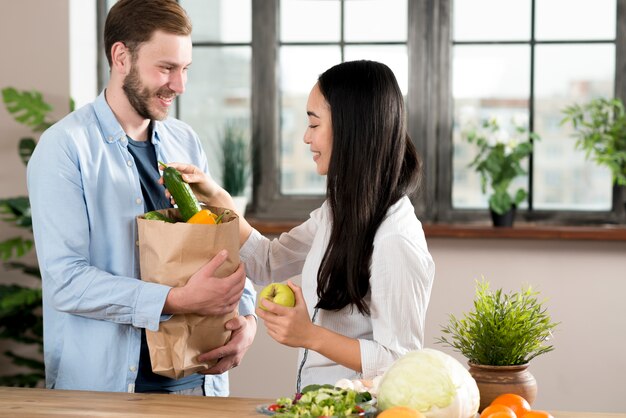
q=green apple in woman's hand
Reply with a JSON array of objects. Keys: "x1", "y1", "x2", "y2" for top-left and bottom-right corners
[{"x1": 258, "y1": 283, "x2": 296, "y2": 311}]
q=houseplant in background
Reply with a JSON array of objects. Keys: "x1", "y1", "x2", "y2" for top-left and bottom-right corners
[
  {"x1": 0, "y1": 87, "x2": 71, "y2": 386},
  {"x1": 561, "y1": 97, "x2": 626, "y2": 215},
  {"x1": 462, "y1": 118, "x2": 539, "y2": 227},
  {"x1": 437, "y1": 279, "x2": 559, "y2": 412},
  {"x1": 220, "y1": 121, "x2": 250, "y2": 215}
]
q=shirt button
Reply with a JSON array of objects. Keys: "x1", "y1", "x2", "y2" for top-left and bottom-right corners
[
  {"x1": 127, "y1": 160, "x2": 133, "y2": 167},
  {"x1": 130, "y1": 366, "x2": 137, "y2": 372},
  {"x1": 136, "y1": 198, "x2": 142, "y2": 205},
  {"x1": 107, "y1": 136, "x2": 113, "y2": 143},
  {"x1": 135, "y1": 240, "x2": 140, "y2": 247},
  {"x1": 120, "y1": 137, "x2": 127, "y2": 143}
]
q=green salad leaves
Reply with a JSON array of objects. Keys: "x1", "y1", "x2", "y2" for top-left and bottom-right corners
[{"x1": 269, "y1": 384, "x2": 373, "y2": 418}]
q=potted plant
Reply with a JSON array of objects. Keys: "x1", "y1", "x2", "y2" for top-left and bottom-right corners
[
  {"x1": 462, "y1": 118, "x2": 539, "y2": 227},
  {"x1": 561, "y1": 97, "x2": 626, "y2": 216},
  {"x1": 437, "y1": 279, "x2": 559, "y2": 412},
  {"x1": 220, "y1": 122, "x2": 250, "y2": 215},
  {"x1": 0, "y1": 87, "x2": 72, "y2": 387}
]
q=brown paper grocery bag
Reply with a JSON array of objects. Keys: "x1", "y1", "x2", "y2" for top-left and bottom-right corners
[{"x1": 137, "y1": 207, "x2": 239, "y2": 379}]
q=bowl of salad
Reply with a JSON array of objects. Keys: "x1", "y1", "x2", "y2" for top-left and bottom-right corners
[{"x1": 257, "y1": 384, "x2": 377, "y2": 417}]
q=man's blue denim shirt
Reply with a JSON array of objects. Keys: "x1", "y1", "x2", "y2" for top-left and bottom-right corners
[{"x1": 27, "y1": 90, "x2": 255, "y2": 395}]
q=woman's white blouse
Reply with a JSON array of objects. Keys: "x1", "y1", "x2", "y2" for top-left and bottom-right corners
[{"x1": 240, "y1": 195, "x2": 435, "y2": 388}]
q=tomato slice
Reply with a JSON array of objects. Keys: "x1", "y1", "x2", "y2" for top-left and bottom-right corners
[{"x1": 267, "y1": 404, "x2": 280, "y2": 412}]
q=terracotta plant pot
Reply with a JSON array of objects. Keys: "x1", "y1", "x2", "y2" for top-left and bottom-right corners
[{"x1": 468, "y1": 362, "x2": 537, "y2": 412}]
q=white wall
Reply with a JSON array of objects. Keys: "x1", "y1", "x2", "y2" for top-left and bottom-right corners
[
  {"x1": 69, "y1": 0, "x2": 98, "y2": 109},
  {"x1": 2, "y1": 2, "x2": 626, "y2": 414},
  {"x1": 0, "y1": 0, "x2": 97, "y2": 380},
  {"x1": 0, "y1": 0, "x2": 71, "y2": 199}
]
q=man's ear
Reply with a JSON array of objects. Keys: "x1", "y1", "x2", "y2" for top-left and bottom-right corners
[{"x1": 110, "y1": 41, "x2": 131, "y2": 75}]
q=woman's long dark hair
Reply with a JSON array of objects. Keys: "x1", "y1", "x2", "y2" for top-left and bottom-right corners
[{"x1": 315, "y1": 60, "x2": 421, "y2": 316}]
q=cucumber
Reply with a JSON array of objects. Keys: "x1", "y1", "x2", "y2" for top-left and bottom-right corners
[
  {"x1": 159, "y1": 162, "x2": 201, "y2": 222},
  {"x1": 144, "y1": 211, "x2": 175, "y2": 223}
]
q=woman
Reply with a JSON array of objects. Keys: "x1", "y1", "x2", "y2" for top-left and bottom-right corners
[{"x1": 168, "y1": 60, "x2": 435, "y2": 390}]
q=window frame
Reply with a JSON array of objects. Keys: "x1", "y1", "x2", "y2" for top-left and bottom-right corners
[
  {"x1": 96, "y1": 0, "x2": 626, "y2": 225},
  {"x1": 251, "y1": 0, "x2": 626, "y2": 225},
  {"x1": 250, "y1": 0, "x2": 413, "y2": 220},
  {"x1": 436, "y1": 0, "x2": 626, "y2": 225}
]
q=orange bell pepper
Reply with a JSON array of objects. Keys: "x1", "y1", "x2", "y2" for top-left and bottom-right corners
[{"x1": 187, "y1": 209, "x2": 217, "y2": 224}]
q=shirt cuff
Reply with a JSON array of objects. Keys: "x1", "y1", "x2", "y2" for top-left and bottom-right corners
[
  {"x1": 358, "y1": 338, "x2": 396, "y2": 380},
  {"x1": 237, "y1": 278, "x2": 257, "y2": 317},
  {"x1": 133, "y1": 282, "x2": 171, "y2": 331}
]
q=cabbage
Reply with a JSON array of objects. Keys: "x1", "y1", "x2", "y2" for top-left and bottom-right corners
[{"x1": 376, "y1": 348, "x2": 479, "y2": 418}]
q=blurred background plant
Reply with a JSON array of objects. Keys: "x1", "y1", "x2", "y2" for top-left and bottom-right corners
[
  {"x1": 462, "y1": 118, "x2": 540, "y2": 216},
  {"x1": 0, "y1": 87, "x2": 72, "y2": 386},
  {"x1": 220, "y1": 121, "x2": 250, "y2": 197},
  {"x1": 561, "y1": 97, "x2": 626, "y2": 187}
]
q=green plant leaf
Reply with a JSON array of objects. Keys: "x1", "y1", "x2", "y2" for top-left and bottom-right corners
[
  {"x1": 462, "y1": 118, "x2": 537, "y2": 214},
  {"x1": 561, "y1": 97, "x2": 626, "y2": 186},
  {"x1": 0, "y1": 86, "x2": 54, "y2": 389},
  {"x1": 0, "y1": 237, "x2": 33, "y2": 261},
  {"x1": 0, "y1": 285, "x2": 42, "y2": 317},
  {"x1": 3, "y1": 351, "x2": 45, "y2": 371},
  {"x1": 3, "y1": 261, "x2": 40, "y2": 278},
  {"x1": 18, "y1": 138, "x2": 37, "y2": 166},
  {"x1": 1, "y1": 87, "x2": 53, "y2": 131},
  {"x1": 0, "y1": 197, "x2": 32, "y2": 228},
  {"x1": 0, "y1": 372, "x2": 45, "y2": 388},
  {"x1": 436, "y1": 279, "x2": 559, "y2": 365}
]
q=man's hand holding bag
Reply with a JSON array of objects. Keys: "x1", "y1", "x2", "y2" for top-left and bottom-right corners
[{"x1": 137, "y1": 205, "x2": 242, "y2": 379}]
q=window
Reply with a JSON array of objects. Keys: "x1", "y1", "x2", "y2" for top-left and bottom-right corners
[
  {"x1": 279, "y1": 0, "x2": 407, "y2": 195},
  {"x1": 436, "y1": 0, "x2": 626, "y2": 224},
  {"x1": 177, "y1": 0, "x2": 252, "y2": 189},
  {"x1": 260, "y1": 0, "x2": 409, "y2": 218},
  {"x1": 450, "y1": 0, "x2": 618, "y2": 222},
  {"x1": 97, "y1": 0, "x2": 626, "y2": 224}
]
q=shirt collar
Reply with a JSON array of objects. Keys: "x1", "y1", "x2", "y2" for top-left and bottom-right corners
[
  {"x1": 93, "y1": 89, "x2": 163, "y2": 146},
  {"x1": 151, "y1": 119, "x2": 163, "y2": 145},
  {"x1": 94, "y1": 90, "x2": 126, "y2": 145}
]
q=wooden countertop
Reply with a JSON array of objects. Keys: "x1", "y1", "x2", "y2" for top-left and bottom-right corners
[
  {"x1": 1, "y1": 386, "x2": 624, "y2": 418},
  {"x1": 0, "y1": 387, "x2": 272, "y2": 417}
]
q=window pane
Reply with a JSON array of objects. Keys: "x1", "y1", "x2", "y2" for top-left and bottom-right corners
[
  {"x1": 453, "y1": 45, "x2": 530, "y2": 99},
  {"x1": 179, "y1": 47, "x2": 251, "y2": 188},
  {"x1": 344, "y1": 0, "x2": 407, "y2": 42},
  {"x1": 280, "y1": 0, "x2": 340, "y2": 42},
  {"x1": 344, "y1": 45, "x2": 408, "y2": 95},
  {"x1": 453, "y1": 0, "x2": 530, "y2": 41},
  {"x1": 452, "y1": 45, "x2": 531, "y2": 209},
  {"x1": 181, "y1": 0, "x2": 251, "y2": 43},
  {"x1": 535, "y1": 0, "x2": 616, "y2": 41},
  {"x1": 280, "y1": 46, "x2": 341, "y2": 195},
  {"x1": 533, "y1": 44, "x2": 615, "y2": 210}
]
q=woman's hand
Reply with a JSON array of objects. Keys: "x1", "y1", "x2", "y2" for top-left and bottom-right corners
[
  {"x1": 160, "y1": 162, "x2": 254, "y2": 245},
  {"x1": 256, "y1": 280, "x2": 318, "y2": 349},
  {"x1": 159, "y1": 162, "x2": 226, "y2": 205},
  {"x1": 258, "y1": 281, "x2": 363, "y2": 372}
]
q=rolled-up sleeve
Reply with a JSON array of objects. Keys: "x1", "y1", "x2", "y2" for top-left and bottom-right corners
[
  {"x1": 240, "y1": 214, "x2": 318, "y2": 286},
  {"x1": 359, "y1": 234, "x2": 435, "y2": 378}
]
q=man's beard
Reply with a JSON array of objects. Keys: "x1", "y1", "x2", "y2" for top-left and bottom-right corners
[{"x1": 122, "y1": 64, "x2": 175, "y2": 121}]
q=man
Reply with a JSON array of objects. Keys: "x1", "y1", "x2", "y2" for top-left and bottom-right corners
[{"x1": 26, "y1": 0, "x2": 256, "y2": 395}]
